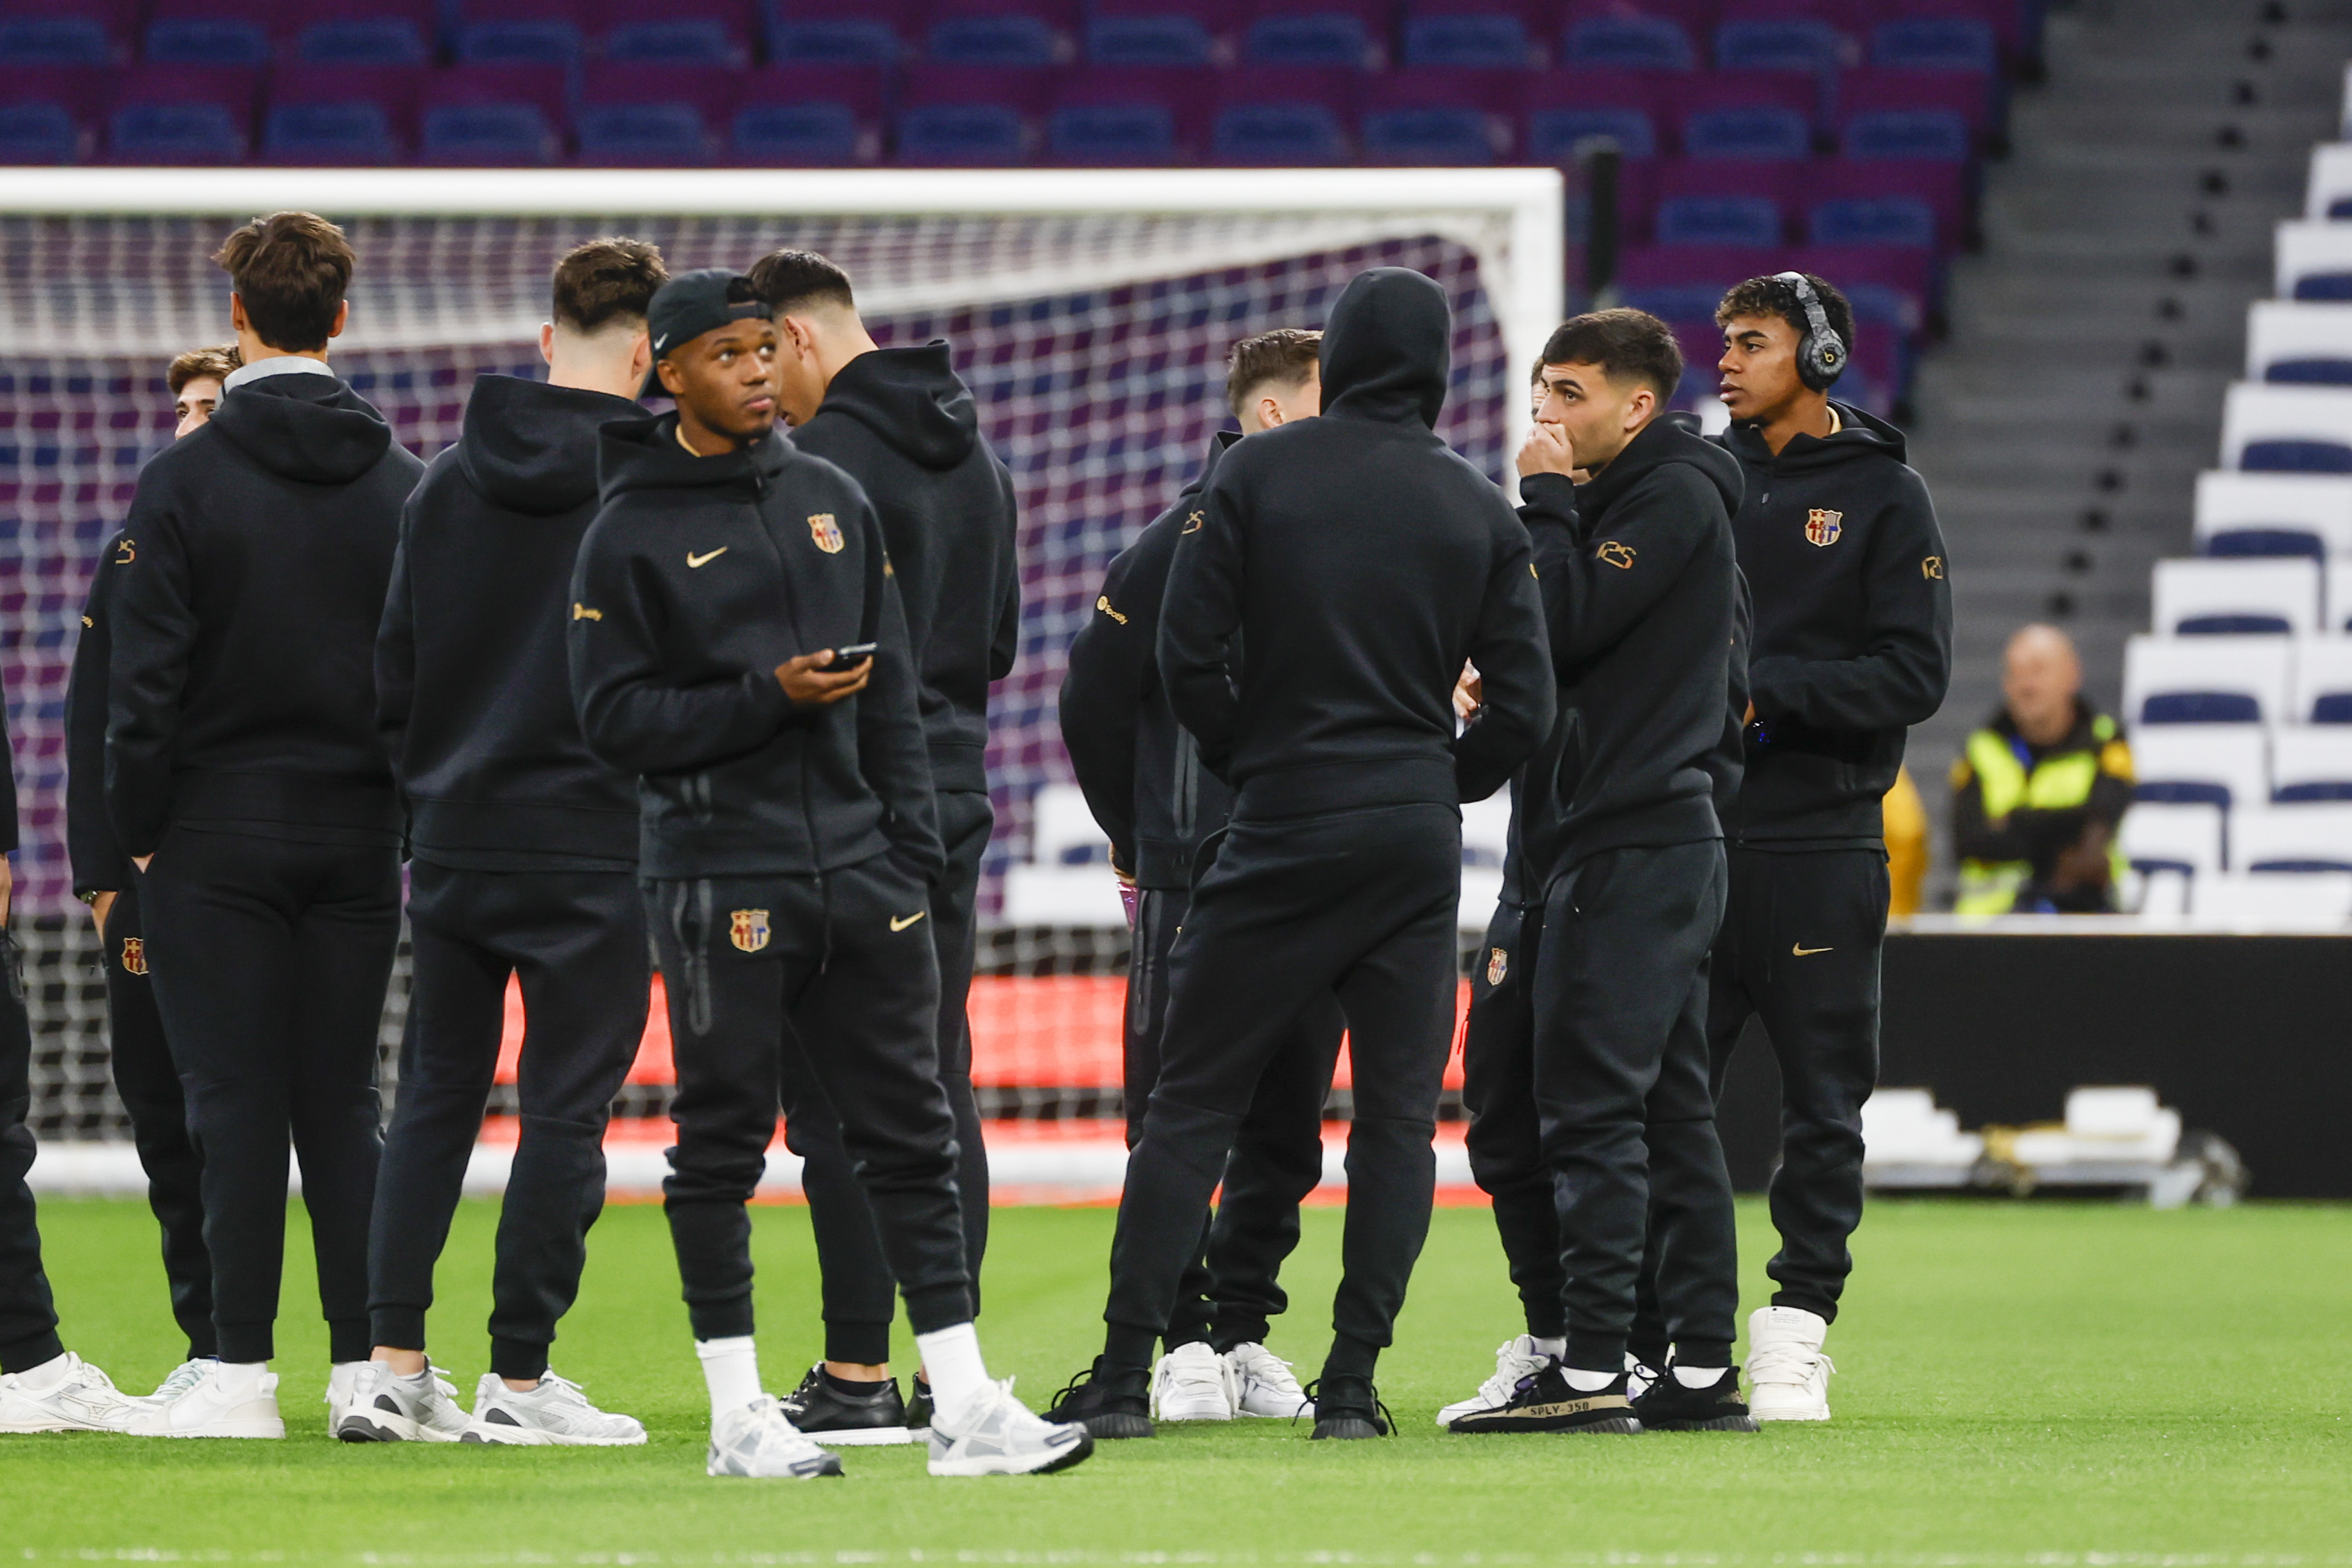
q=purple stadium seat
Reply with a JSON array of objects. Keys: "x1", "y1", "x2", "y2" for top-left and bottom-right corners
[
  {"x1": 895, "y1": 61, "x2": 1051, "y2": 164},
  {"x1": 262, "y1": 62, "x2": 420, "y2": 163},
  {"x1": 1362, "y1": 66, "x2": 1522, "y2": 164},
  {"x1": 1658, "y1": 70, "x2": 1815, "y2": 159},
  {"x1": 575, "y1": 63, "x2": 739, "y2": 164},
  {"x1": 732, "y1": 64, "x2": 885, "y2": 164},
  {"x1": 1880, "y1": 0, "x2": 2025, "y2": 62},
  {"x1": 1560, "y1": 1, "x2": 1708, "y2": 70},
  {"x1": 453, "y1": 0, "x2": 583, "y2": 66},
  {"x1": 1806, "y1": 159, "x2": 1968, "y2": 250},
  {"x1": 106, "y1": 64, "x2": 258, "y2": 162},
  {"x1": 1523, "y1": 68, "x2": 1662, "y2": 162},
  {"x1": 765, "y1": 1, "x2": 912, "y2": 64},
  {"x1": 920, "y1": 0, "x2": 1079, "y2": 66},
  {"x1": 1789, "y1": 242, "x2": 1939, "y2": 324},
  {"x1": 289, "y1": 2, "x2": 437, "y2": 66},
  {"x1": 0, "y1": 64, "x2": 103, "y2": 160},
  {"x1": 1403, "y1": 0, "x2": 1545, "y2": 70},
  {"x1": 1835, "y1": 65, "x2": 1995, "y2": 138},
  {"x1": 418, "y1": 62, "x2": 569, "y2": 164},
  {"x1": 1239, "y1": 2, "x2": 1392, "y2": 69},
  {"x1": 1085, "y1": 1, "x2": 1237, "y2": 66},
  {"x1": 1211, "y1": 65, "x2": 1358, "y2": 164},
  {"x1": 1616, "y1": 242, "x2": 1779, "y2": 323},
  {"x1": 144, "y1": 0, "x2": 276, "y2": 66},
  {"x1": 1048, "y1": 65, "x2": 1211, "y2": 164},
  {"x1": 0, "y1": 1, "x2": 133, "y2": 66},
  {"x1": 582, "y1": 0, "x2": 754, "y2": 66},
  {"x1": 1650, "y1": 158, "x2": 1792, "y2": 246},
  {"x1": 1871, "y1": 14, "x2": 1997, "y2": 70}
]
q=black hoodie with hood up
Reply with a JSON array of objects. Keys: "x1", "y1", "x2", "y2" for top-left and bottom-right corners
[
  {"x1": 1059, "y1": 430, "x2": 1241, "y2": 888},
  {"x1": 108, "y1": 370, "x2": 426, "y2": 857},
  {"x1": 375, "y1": 374, "x2": 644, "y2": 870},
  {"x1": 786, "y1": 343, "x2": 1020, "y2": 795},
  {"x1": 1511, "y1": 412, "x2": 1743, "y2": 887},
  {"x1": 1158, "y1": 267, "x2": 1554, "y2": 817},
  {"x1": 1714, "y1": 401, "x2": 1952, "y2": 848},
  {"x1": 567, "y1": 410, "x2": 942, "y2": 882}
]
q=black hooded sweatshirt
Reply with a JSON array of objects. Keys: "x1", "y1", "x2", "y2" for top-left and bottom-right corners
[
  {"x1": 786, "y1": 343, "x2": 1020, "y2": 795},
  {"x1": 108, "y1": 371, "x2": 425, "y2": 857},
  {"x1": 376, "y1": 375, "x2": 644, "y2": 871},
  {"x1": 1512, "y1": 413, "x2": 1743, "y2": 886},
  {"x1": 1060, "y1": 430, "x2": 1241, "y2": 888},
  {"x1": 1158, "y1": 267, "x2": 1553, "y2": 817},
  {"x1": 1715, "y1": 402, "x2": 1953, "y2": 848},
  {"x1": 568, "y1": 410, "x2": 942, "y2": 882},
  {"x1": 66, "y1": 531, "x2": 133, "y2": 895}
]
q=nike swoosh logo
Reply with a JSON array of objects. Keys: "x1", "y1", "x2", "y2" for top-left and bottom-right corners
[
  {"x1": 1792, "y1": 944, "x2": 1833, "y2": 957},
  {"x1": 890, "y1": 911, "x2": 927, "y2": 932},
  {"x1": 687, "y1": 548, "x2": 728, "y2": 568}
]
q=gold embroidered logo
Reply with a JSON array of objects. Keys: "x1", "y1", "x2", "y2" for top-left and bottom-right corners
[
  {"x1": 1595, "y1": 540, "x2": 1636, "y2": 569},
  {"x1": 890, "y1": 910, "x2": 928, "y2": 933},
  {"x1": 1792, "y1": 943, "x2": 1833, "y2": 957},
  {"x1": 808, "y1": 513, "x2": 844, "y2": 553},
  {"x1": 729, "y1": 908, "x2": 771, "y2": 953},
  {"x1": 120, "y1": 937, "x2": 147, "y2": 976},
  {"x1": 1805, "y1": 508, "x2": 1843, "y2": 546},
  {"x1": 1096, "y1": 595, "x2": 1128, "y2": 625},
  {"x1": 571, "y1": 603, "x2": 602, "y2": 622},
  {"x1": 114, "y1": 538, "x2": 135, "y2": 564},
  {"x1": 79, "y1": 615, "x2": 92, "y2": 629},
  {"x1": 1486, "y1": 946, "x2": 1508, "y2": 986},
  {"x1": 1922, "y1": 555, "x2": 1944, "y2": 580},
  {"x1": 687, "y1": 547, "x2": 727, "y2": 568},
  {"x1": 1181, "y1": 510, "x2": 1204, "y2": 534}
]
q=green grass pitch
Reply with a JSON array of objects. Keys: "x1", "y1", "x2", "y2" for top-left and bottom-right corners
[{"x1": 10, "y1": 1195, "x2": 2352, "y2": 1563}]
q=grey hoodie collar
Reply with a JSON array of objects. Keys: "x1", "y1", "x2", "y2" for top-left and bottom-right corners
[{"x1": 223, "y1": 355, "x2": 336, "y2": 391}]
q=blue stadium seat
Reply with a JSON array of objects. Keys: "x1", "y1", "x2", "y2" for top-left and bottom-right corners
[
  {"x1": 1561, "y1": 16, "x2": 1695, "y2": 70},
  {"x1": 1871, "y1": 17, "x2": 1996, "y2": 71},
  {"x1": 767, "y1": 20, "x2": 904, "y2": 64},
  {"x1": 144, "y1": 17, "x2": 271, "y2": 66},
  {"x1": 732, "y1": 66, "x2": 883, "y2": 164},
  {"x1": 928, "y1": 12, "x2": 1065, "y2": 66},
  {"x1": 1244, "y1": 12, "x2": 1377, "y2": 67},
  {"x1": 0, "y1": 67, "x2": 99, "y2": 160},
  {"x1": 2293, "y1": 273, "x2": 2352, "y2": 301},
  {"x1": 2265, "y1": 359, "x2": 2352, "y2": 387},
  {"x1": 1841, "y1": 110, "x2": 1970, "y2": 162},
  {"x1": 2244, "y1": 441, "x2": 2352, "y2": 474},
  {"x1": 577, "y1": 66, "x2": 732, "y2": 162},
  {"x1": 1683, "y1": 105, "x2": 1810, "y2": 159},
  {"x1": 1403, "y1": 12, "x2": 1534, "y2": 69},
  {"x1": 1087, "y1": 15, "x2": 1216, "y2": 64},
  {"x1": 2202, "y1": 530, "x2": 2328, "y2": 561},
  {"x1": 895, "y1": 65, "x2": 1047, "y2": 164},
  {"x1": 1049, "y1": 66, "x2": 1206, "y2": 162},
  {"x1": 419, "y1": 64, "x2": 568, "y2": 163},
  {"x1": 1527, "y1": 106, "x2": 1656, "y2": 161},
  {"x1": 0, "y1": 13, "x2": 116, "y2": 65},
  {"x1": 455, "y1": 19, "x2": 584, "y2": 66},
  {"x1": 605, "y1": 23, "x2": 741, "y2": 65},
  {"x1": 263, "y1": 102, "x2": 399, "y2": 164},
  {"x1": 1212, "y1": 67, "x2": 1355, "y2": 164},
  {"x1": 1656, "y1": 195, "x2": 1781, "y2": 246},
  {"x1": 1809, "y1": 195, "x2": 1937, "y2": 249},
  {"x1": 1714, "y1": 18, "x2": 1844, "y2": 72},
  {"x1": 107, "y1": 67, "x2": 256, "y2": 162},
  {"x1": 295, "y1": 20, "x2": 432, "y2": 66}
]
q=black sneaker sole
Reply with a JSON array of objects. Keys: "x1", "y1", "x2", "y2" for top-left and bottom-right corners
[
  {"x1": 1035, "y1": 1431, "x2": 1096, "y2": 1473},
  {"x1": 1309, "y1": 1417, "x2": 1386, "y2": 1440},
  {"x1": 1641, "y1": 1413, "x2": 1759, "y2": 1433},
  {"x1": 1070, "y1": 1410, "x2": 1154, "y2": 1440},
  {"x1": 1449, "y1": 1413, "x2": 1645, "y2": 1435}
]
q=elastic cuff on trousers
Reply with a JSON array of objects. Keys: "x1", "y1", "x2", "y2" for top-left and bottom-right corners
[
  {"x1": 687, "y1": 1301, "x2": 756, "y2": 1343},
  {"x1": 1626, "y1": 1331, "x2": 1670, "y2": 1368},
  {"x1": 328, "y1": 1319, "x2": 371, "y2": 1366},
  {"x1": 1527, "y1": 1310, "x2": 1568, "y2": 1340},
  {"x1": 1320, "y1": 1334, "x2": 1381, "y2": 1381},
  {"x1": 491, "y1": 1337, "x2": 551, "y2": 1382},
  {"x1": 1770, "y1": 1290, "x2": 1839, "y2": 1325},
  {"x1": 0, "y1": 1326, "x2": 64, "y2": 1376},
  {"x1": 1104, "y1": 1323, "x2": 1158, "y2": 1377},
  {"x1": 1676, "y1": 1338, "x2": 1733, "y2": 1368},
  {"x1": 901, "y1": 1283, "x2": 975, "y2": 1339},
  {"x1": 370, "y1": 1309, "x2": 428, "y2": 1355},
  {"x1": 1565, "y1": 1332, "x2": 1627, "y2": 1373},
  {"x1": 824, "y1": 1321, "x2": 892, "y2": 1367},
  {"x1": 218, "y1": 1323, "x2": 275, "y2": 1365}
]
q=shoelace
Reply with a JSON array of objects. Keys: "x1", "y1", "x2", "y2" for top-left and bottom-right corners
[
  {"x1": 1748, "y1": 1344, "x2": 1834, "y2": 1385},
  {"x1": 1046, "y1": 1366, "x2": 1102, "y2": 1415},
  {"x1": 1297, "y1": 1378, "x2": 1395, "y2": 1435},
  {"x1": 1234, "y1": 1348, "x2": 1306, "y2": 1404},
  {"x1": 1480, "y1": 1341, "x2": 1549, "y2": 1403}
]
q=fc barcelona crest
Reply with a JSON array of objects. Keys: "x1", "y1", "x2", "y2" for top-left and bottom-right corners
[
  {"x1": 120, "y1": 937, "x2": 147, "y2": 976},
  {"x1": 807, "y1": 513, "x2": 844, "y2": 554},
  {"x1": 1486, "y1": 946, "x2": 1508, "y2": 987},
  {"x1": 1804, "y1": 508, "x2": 1843, "y2": 547},
  {"x1": 728, "y1": 908, "x2": 771, "y2": 953}
]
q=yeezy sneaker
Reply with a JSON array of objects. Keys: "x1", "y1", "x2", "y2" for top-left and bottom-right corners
[
  {"x1": 1150, "y1": 1341, "x2": 1235, "y2": 1421},
  {"x1": 1434, "y1": 1335, "x2": 1556, "y2": 1426},
  {"x1": 0, "y1": 1352, "x2": 146, "y2": 1433},
  {"x1": 1043, "y1": 1358, "x2": 1153, "y2": 1439},
  {"x1": 1306, "y1": 1374, "x2": 1391, "y2": 1440},
  {"x1": 1632, "y1": 1366, "x2": 1758, "y2": 1433},
  {"x1": 926, "y1": 1378, "x2": 1094, "y2": 1476},
  {"x1": 706, "y1": 1395, "x2": 843, "y2": 1478},
  {"x1": 128, "y1": 1361, "x2": 284, "y2": 1438},
  {"x1": 907, "y1": 1374, "x2": 934, "y2": 1436},
  {"x1": 336, "y1": 1362, "x2": 468, "y2": 1442},
  {"x1": 463, "y1": 1370, "x2": 645, "y2": 1446},
  {"x1": 1447, "y1": 1362, "x2": 1640, "y2": 1435},
  {"x1": 776, "y1": 1363, "x2": 913, "y2": 1446},
  {"x1": 146, "y1": 1358, "x2": 214, "y2": 1405},
  {"x1": 1226, "y1": 1342, "x2": 1313, "y2": 1419},
  {"x1": 1746, "y1": 1306, "x2": 1834, "y2": 1422}
]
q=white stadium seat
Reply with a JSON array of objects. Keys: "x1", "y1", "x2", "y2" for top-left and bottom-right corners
[
  {"x1": 2192, "y1": 870, "x2": 2352, "y2": 926},
  {"x1": 2193, "y1": 470, "x2": 2352, "y2": 558},
  {"x1": 2270, "y1": 726, "x2": 2352, "y2": 801},
  {"x1": 2126, "y1": 725, "x2": 2269, "y2": 811},
  {"x1": 2219, "y1": 382, "x2": 2352, "y2": 472},
  {"x1": 2117, "y1": 800, "x2": 2225, "y2": 877},
  {"x1": 2232, "y1": 803, "x2": 2352, "y2": 872},
  {"x1": 2123, "y1": 633, "x2": 2291, "y2": 725},
  {"x1": 1000, "y1": 782, "x2": 1126, "y2": 927},
  {"x1": 2246, "y1": 300, "x2": 2352, "y2": 387},
  {"x1": 2304, "y1": 142, "x2": 2352, "y2": 221},
  {"x1": 2150, "y1": 557, "x2": 2320, "y2": 636},
  {"x1": 2273, "y1": 217, "x2": 2352, "y2": 300},
  {"x1": 2291, "y1": 635, "x2": 2352, "y2": 720}
]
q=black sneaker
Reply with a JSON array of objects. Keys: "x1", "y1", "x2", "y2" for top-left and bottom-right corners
[
  {"x1": 906, "y1": 1375, "x2": 933, "y2": 1436},
  {"x1": 1447, "y1": 1361, "x2": 1641, "y2": 1435},
  {"x1": 774, "y1": 1363, "x2": 915, "y2": 1446},
  {"x1": 1042, "y1": 1359, "x2": 1154, "y2": 1439},
  {"x1": 1305, "y1": 1375, "x2": 1391, "y2": 1440},
  {"x1": 1632, "y1": 1366, "x2": 1758, "y2": 1433}
]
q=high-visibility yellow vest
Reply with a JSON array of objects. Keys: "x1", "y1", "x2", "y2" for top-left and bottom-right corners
[{"x1": 1954, "y1": 714, "x2": 2128, "y2": 915}]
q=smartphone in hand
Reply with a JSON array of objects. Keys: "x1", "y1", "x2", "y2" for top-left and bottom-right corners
[{"x1": 823, "y1": 642, "x2": 879, "y2": 673}]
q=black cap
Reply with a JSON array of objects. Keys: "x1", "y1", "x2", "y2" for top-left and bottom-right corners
[{"x1": 641, "y1": 268, "x2": 771, "y2": 398}]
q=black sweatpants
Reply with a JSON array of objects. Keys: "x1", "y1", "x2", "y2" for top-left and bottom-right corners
[
  {"x1": 0, "y1": 928, "x2": 64, "y2": 1375},
  {"x1": 772, "y1": 790, "x2": 991, "y2": 1366},
  {"x1": 140, "y1": 827, "x2": 402, "y2": 1365},
  {"x1": 1705, "y1": 845, "x2": 1887, "y2": 1323},
  {"x1": 1130, "y1": 883, "x2": 1344, "y2": 1352},
  {"x1": 1536, "y1": 840, "x2": 1737, "y2": 1372},
  {"x1": 1103, "y1": 803, "x2": 1460, "y2": 1384},
  {"x1": 99, "y1": 883, "x2": 214, "y2": 1361},
  {"x1": 1460, "y1": 899, "x2": 1561, "y2": 1341},
  {"x1": 369, "y1": 863, "x2": 648, "y2": 1379},
  {"x1": 649, "y1": 851, "x2": 972, "y2": 1344}
]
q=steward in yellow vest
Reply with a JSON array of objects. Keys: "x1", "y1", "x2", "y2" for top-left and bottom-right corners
[{"x1": 1950, "y1": 698, "x2": 2134, "y2": 913}]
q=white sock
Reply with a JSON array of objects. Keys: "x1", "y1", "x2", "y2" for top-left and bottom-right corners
[
  {"x1": 1530, "y1": 1336, "x2": 1565, "y2": 1358},
  {"x1": 696, "y1": 1336, "x2": 761, "y2": 1417},
  {"x1": 913, "y1": 1322, "x2": 990, "y2": 1421},
  {"x1": 216, "y1": 1361, "x2": 267, "y2": 1399},
  {"x1": 392, "y1": 1366, "x2": 433, "y2": 1387},
  {"x1": 1562, "y1": 1366, "x2": 1617, "y2": 1393},
  {"x1": 11, "y1": 1352, "x2": 73, "y2": 1390},
  {"x1": 1672, "y1": 1365, "x2": 1728, "y2": 1388}
]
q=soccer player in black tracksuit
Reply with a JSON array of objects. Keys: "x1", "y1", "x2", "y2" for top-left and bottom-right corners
[
  {"x1": 61, "y1": 344, "x2": 239, "y2": 1401},
  {"x1": 1442, "y1": 310, "x2": 1748, "y2": 1437},
  {"x1": 1059, "y1": 329, "x2": 1345, "y2": 1424},
  {"x1": 112, "y1": 213, "x2": 423, "y2": 1440},
  {"x1": 567, "y1": 269, "x2": 1088, "y2": 1480},
  {"x1": 350, "y1": 240, "x2": 671, "y2": 1447},
  {"x1": 742, "y1": 249, "x2": 1020, "y2": 1441},
  {"x1": 1047, "y1": 267, "x2": 1553, "y2": 1441},
  {"x1": 1697, "y1": 273, "x2": 1951, "y2": 1421}
]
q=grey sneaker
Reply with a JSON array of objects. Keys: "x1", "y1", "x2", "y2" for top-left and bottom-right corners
[
  {"x1": 926, "y1": 1378, "x2": 1094, "y2": 1477},
  {"x1": 706, "y1": 1396, "x2": 843, "y2": 1478},
  {"x1": 462, "y1": 1370, "x2": 645, "y2": 1446},
  {"x1": 336, "y1": 1362, "x2": 468, "y2": 1442}
]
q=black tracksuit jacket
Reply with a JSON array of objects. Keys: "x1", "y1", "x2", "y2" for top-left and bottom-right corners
[
  {"x1": 1060, "y1": 430, "x2": 1241, "y2": 888},
  {"x1": 787, "y1": 343, "x2": 1020, "y2": 796},
  {"x1": 1158, "y1": 268, "x2": 1554, "y2": 817},
  {"x1": 107, "y1": 373, "x2": 424, "y2": 857},
  {"x1": 66, "y1": 533, "x2": 133, "y2": 895},
  {"x1": 567, "y1": 412, "x2": 943, "y2": 882},
  {"x1": 1716, "y1": 404, "x2": 1952, "y2": 848},
  {"x1": 376, "y1": 374, "x2": 643, "y2": 870},
  {"x1": 1513, "y1": 414, "x2": 1743, "y2": 889}
]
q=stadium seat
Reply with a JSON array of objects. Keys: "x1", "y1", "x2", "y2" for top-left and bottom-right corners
[
  {"x1": 1211, "y1": 66, "x2": 1357, "y2": 164},
  {"x1": 1804, "y1": 162, "x2": 1964, "y2": 251},
  {"x1": 592, "y1": 0, "x2": 756, "y2": 66},
  {"x1": 2221, "y1": 383, "x2": 2352, "y2": 474},
  {"x1": 2129, "y1": 725, "x2": 2268, "y2": 812},
  {"x1": 1615, "y1": 242, "x2": 1780, "y2": 323},
  {"x1": 1084, "y1": 1, "x2": 1231, "y2": 66},
  {"x1": 765, "y1": 2, "x2": 910, "y2": 65},
  {"x1": 1835, "y1": 70, "x2": 1989, "y2": 162},
  {"x1": 1361, "y1": 68, "x2": 1520, "y2": 165},
  {"x1": 2307, "y1": 140, "x2": 2352, "y2": 220},
  {"x1": 577, "y1": 64, "x2": 734, "y2": 164},
  {"x1": 2123, "y1": 633, "x2": 2291, "y2": 726},
  {"x1": 105, "y1": 65, "x2": 257, "y2": 163},
  {"x1": 923, "y1": 0, "x2": 1077, "y2": 66},
  {"x1": 0, "y1": 1, "x2": 130, "y2": 66},
  {"x1": 732, "y1": 65, "x2": 884, "y2": 164},
  {"x1": 2246, "y1": 301, "x2": 2352, "y2": 388},
  {"x1": 1239, "y1": 2, "x2": 1390, "y2": 68},
  {"x1": 2274, "y1": 219, "x2": 2352, "y2": 303},
  {"x1": 2270, "y1": 726, "x2": 2352, "y2": 802},
  {"x1": 1523, "y1": 69, "x2": 1659, "y2": 162},
  {"x1": 144, "y1": 0, "x2": 274, "y2": 67},
  {"x1": 2192, "y1": 471, "x2": 2352, "y2": 561},
  {"x1": 2190, "y1": 869, "x2": 2352, "y2": 926},
  {"x1": 262, "y1": 64, "x2": 419, "y2": 164},
  {"x1": 0, "y1": 65, "x2": 101, "y2": 161},
  {"x1": 2151, "y1": 557, "x2": 2321, "y2": 637},
  {"x1": 1047, "y1": 66, "x2": 1209, "y2": 164},
  {"x1": 1402, "y1": 1, "x2": 1540, "y2": 69},
  {"x1": 2232, "y1": 803, "x2": 2352, "y2": 872},
  {"x1": 1871, "y1": 15, "x2": 1998, "y2": 71},
  {"x1": 291, "y1": 8, "x2": 435, "y2": 66},
  {"x1": 895, "y1": 63, "x2": 1051, "y2": 164},
  {"x1": 417, "y1": 64, "x2": 568, "y2": 164},
  {"x1": 1560, "y1": 8, "x2": 1696, "y2": 70},
  {"x1": 2291, "y1": 638, "x2": 2352, "y2": 723},
  {"x1": 1652, "y1": 160, "x2": 1790, "y2": 246},
  {"x1": 1658, "y1": 72, "x2": 1815, "y2": 160},
  {"x1": 999, "y1": 783, "x2": 1123, "y2": 926},
  {"x1": 2117, "y1": 800, "x2": 2225, "y2": 878},
  {"x1": 453, "y1": 1, "x2": 585, "y2": 66},
  {"x1": 1713, "y1": 8, "x2": 1852, "y2": 74},
  {"x1": 1789, "y1": 241, "x2": 1939, "y2": 325}
]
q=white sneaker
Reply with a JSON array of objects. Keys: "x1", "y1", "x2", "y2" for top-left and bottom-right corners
[
  {"x1": 463, "y1": 1370, "x2": 646, "y2": 1446},
  {"x1": 706, "y1": 1396, "x2": 843, "y2": 1478},
  {"x1": 1625, "y1": 1353, "x2": 1663, "y2": 1402},
  {"x1": 926, "y1": 1378, "x2": 1093, "y2": 1476},
  {"x1": 147, "y1": 1359, "x2": 215, "y2": 1404},
  {"x1": 1746, "y1": 1306, "x2": 1835, "y2": 1422},
  {"x1": 1150, "y1": 1341, "x2": 1235, "y2": 1421},
  {"x1": 128, "y1": 1361, "x2": 284, "y2": 1438},
  {"x1": 0, "y1": 1352, "x2": 146, "y2": 1432},
  {"x1": 336, "y1": 1362, "x2": 468, "y2": 1442},
  {"x1": 1435, "y1": 1335, "x2": 1554, "y2": 1427},
  {"x1": 324, "y1": 1360, "x2": 368, "y2": 1433},
  {"x1": 1225, "y1": 1343, "x2": 1312, "y2": 1419}
]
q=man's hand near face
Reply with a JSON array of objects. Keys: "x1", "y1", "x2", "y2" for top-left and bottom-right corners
[
  {"x1": 1517, "y1": 419, "x2": 1577, "y2": 479},
  {"x1": 776, "y1": 650, "x2": 872, "y2": 706}
]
